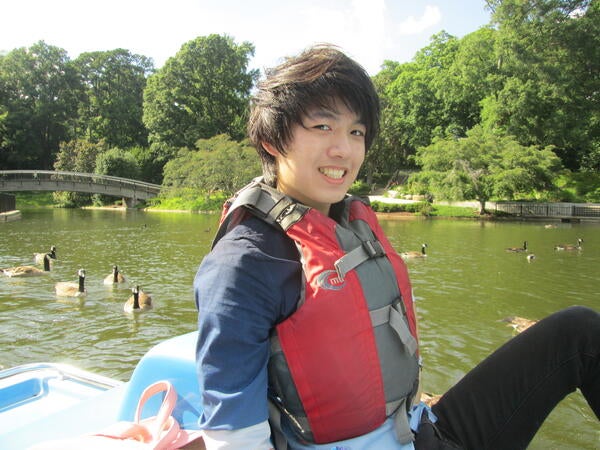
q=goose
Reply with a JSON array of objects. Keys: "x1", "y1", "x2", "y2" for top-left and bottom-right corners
[
  {"x1": 103, "y1": 265, "x2": 126, "y2": 285},
  {"x1": 500, "y1": 316, "x2": 537, "y2": 334},
  {"x1": 554, "y1": 238, "x2": 583, "y2": 251},
  {"x1": 124, "y1": 285, "x2": 153, "y2": 313},
  {"x1": 55, "y1": 268, "x2": 87, "y2": 297},
  {"x1": 506, "y1": 241, "x2": 528, "y2": 253},
  {"x1": 2, "y1": 254, "x2": 51, "y2": 277},
  {"x1": 34, "y1": 246, "x2": 56, "y2": 264},
  {"x1": 401, "y1": 243, "x2": 427, "y2": 259}
]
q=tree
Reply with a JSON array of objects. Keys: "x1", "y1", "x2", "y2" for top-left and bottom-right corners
[
  {"x1": 130, "y1": 142, "x2": 176, "y2": 185},
  {"x1": 371, "y1": 31, "x2": 484, "y2": 182},
  {"x1": 52, "y1": 138, "x2": 108, "y2": 206},
  {"x1": 384, "y1": 33, "x2": 458, "y2": 160},
  {"x1": 73, "y1": 49, "x2": 154, "y2": 149},
  {"x1": 143, "y1": 34, "x2": 258, "y2": 149},
  {"x1": 53, "y1": 139, "x2": 108, "y2": 173},
  {"x1": 437, "y1": 27, "x2": 499, "y2": 136},
  {"x1": 95, "y1": 147, "x2": 140, "y2": 180},
  {"x1": 94, "y1": 147, "x2": 141, "y2": 205},
  {"x1": 410, "y1": 126, "x2": 563, "y2": 214},
  {"x1": 368, "y1": 61, "x2": 413, "y2": 184},
  {"x1": 482, "y1": 0, "x2": 599, "y2": 170},
  {"x1": 0, "y1": 41, "x2": 79, "y2": 169},
  {"x1": 162, "y1": 134, "x2": 261, "y2": 196}
]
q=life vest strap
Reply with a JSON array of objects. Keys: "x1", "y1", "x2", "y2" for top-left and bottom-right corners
[
  {"x1": 225, "y1": 180, "x2": 308, "y2": 230},
  {"x1": 370, "y1": 303, "x2": 418, "y2": 355},
  {"x1": 268, "y1": 400, "x2": 288, "y2": 450},
  {"x1": 334, "y1": 239, "x2": 385, "y2": 280},
  {"x1": 227, "y1": 181, "x2": 280, "y2": 221},
  {"x1": 214, "y1": 181, "x2": 301, "y2": 247},
  {"x1": 393, "y1": 397, "x2": 415, "y2": 444}
]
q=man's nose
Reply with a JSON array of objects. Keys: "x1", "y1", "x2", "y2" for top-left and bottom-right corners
[{"x1": 328, "y1": 133, "x2": 352, "y2": 157}]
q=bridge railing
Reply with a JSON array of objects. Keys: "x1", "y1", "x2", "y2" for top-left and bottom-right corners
[{"x1": 0, "y1": 170, "x2": 161, "y2": 196}]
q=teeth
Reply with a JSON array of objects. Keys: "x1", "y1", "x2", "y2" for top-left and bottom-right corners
[{"x1": 320, "y1": 168, "x2": 345, "y2": 179}]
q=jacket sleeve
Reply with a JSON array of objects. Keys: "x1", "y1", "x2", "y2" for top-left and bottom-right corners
[{"x1": 194, "y1": 219, "x2": 300, "y2": 434}]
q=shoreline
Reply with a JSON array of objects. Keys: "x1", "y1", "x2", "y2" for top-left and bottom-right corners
[
  {"x1": 12, "y1": 199, "x2": 600, "y2": 223},
  {"x1": 0, "y1": 210, "x2": 22, "y2": 222}
]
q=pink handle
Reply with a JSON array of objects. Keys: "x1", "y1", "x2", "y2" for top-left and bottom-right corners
[{"x1": 134, "y1": 381, "x2": 181, "y2": 449}]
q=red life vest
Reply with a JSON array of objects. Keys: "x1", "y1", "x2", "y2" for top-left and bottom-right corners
[{"x1": 215, "y1": 180, "x2": 420, "y2": 445}]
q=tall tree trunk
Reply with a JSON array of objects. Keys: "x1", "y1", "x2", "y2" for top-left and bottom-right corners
[{"x1": 479, "y1": 199, "x2": 487, "y2": 215}]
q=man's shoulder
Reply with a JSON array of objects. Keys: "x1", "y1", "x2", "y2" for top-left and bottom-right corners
[{"x1": 216, "y1": 214, "x2": 297, "y2": 260}]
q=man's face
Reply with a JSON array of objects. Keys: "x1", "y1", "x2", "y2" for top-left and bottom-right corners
[{"x1": 265, "y1": 101, "x2": 366, "y2": 216}]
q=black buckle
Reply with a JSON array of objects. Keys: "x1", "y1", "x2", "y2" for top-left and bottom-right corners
[{"x1": 363, "y1": 240, "x2": 385, "y2": 258}]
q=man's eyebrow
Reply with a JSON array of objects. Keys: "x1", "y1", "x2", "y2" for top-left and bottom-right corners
[
  {"x1": 305, "y1": 108, "x2": 338, "y2": 120},
  {"x1": 305, "y1": 108, "x2": 365, "y2": 126}
]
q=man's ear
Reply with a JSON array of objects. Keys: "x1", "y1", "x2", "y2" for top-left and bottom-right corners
[{"x1": 262, "y1": 141, "x2": 280, "y2": 157}]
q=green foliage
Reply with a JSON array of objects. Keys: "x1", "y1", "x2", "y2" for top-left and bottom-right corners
[
  {"x1": 371, "y1": 0, "x2": 597, "y2": 180},
  {"x1": 482, "y1": 0, "x2": 599, "y2": 170},
  {"x1": 555, "y1": 170, "x2": 600, "y2": 202},
  {"x1": 52, "y1": 139, "x2": 109, "y2": 207},
  {"x1": 143, "y1": 34, "x2": 258, "y2": 149},
  {"x1": 1, "y1": 7, "x2": 598, "y2": 203},
  {"x1": 348, "y1": 180, "x2": 371, "y2": 196},
  {"x1": 162, "y1": 134, "x2": 261, "y2": 197},
  {"x1": 95, "y1": 147, "x2": 140, "y2": 179},
  {"x1": 427, "y1": 204, "x2": 479, "y2": 218},
  {"x1": 130, "y1": 143, "x2": 177, "y2": 185},
  {"x1": 581, "y1": 141, "x2": 600, "y2": 172},
  {"x1": 148, "y1": 189, "x2": 227, "y2": 212},
  {"x1": 370, "y1": 201, "x2": 428, "y2": 214},
  {"x1": 369, "y1": 200, "x2": 479, "y2": 218},
  {"x1": 72, "y1": 49, "x2": 153, "y2": 148},
  {"x1": 54, "y1": 139, "x2": 108, "y2": 172},
  {"x1": 92, "y1": 147, "x2": 141, "y2": 206},
  {"x1": 411, "y1": 125, "x2": 563, "y2": 213},
  {"x1": 14, "y1": 192, "x2": 55, "y2": 208},
  {"x1": 372, "y1": 29, "x2": 496, "y2": 180},
  {"x1": 0, "y1": 41, "x2": 79, "y2": 169}
]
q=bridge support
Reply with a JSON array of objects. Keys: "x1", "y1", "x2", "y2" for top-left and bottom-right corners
[{"x1": 123, "y1": 197, "x2": 138, "y2": 209}]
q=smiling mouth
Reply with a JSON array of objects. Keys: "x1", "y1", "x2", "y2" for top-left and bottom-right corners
[{"x1": 319, "y1": 168, "x2": 346, "y2": 179}]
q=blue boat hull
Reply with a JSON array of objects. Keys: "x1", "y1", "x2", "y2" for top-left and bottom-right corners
[{"x1": 0, "y1": 332, "x2": 202, "y2": 449}]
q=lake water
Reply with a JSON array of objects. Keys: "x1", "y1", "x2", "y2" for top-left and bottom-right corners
[{"x1": 1, "y1": 208, "x2": 598, "y2": 449}]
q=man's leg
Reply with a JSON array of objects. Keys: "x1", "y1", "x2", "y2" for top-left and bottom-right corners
[{"x1": 431, "y1": 306, "x2": 600, "y2": 450}]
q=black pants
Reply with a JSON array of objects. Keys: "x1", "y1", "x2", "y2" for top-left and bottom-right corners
[{"x1": 419, "y1": 306, "x2": 600, "y2": 450}]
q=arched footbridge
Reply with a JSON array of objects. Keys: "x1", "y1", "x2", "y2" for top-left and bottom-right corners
[{"x1": 0, "y1": 170, "x2": 161, "y2": 208}]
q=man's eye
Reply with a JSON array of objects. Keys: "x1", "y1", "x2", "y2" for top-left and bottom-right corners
[
  {"x1": 351, "y1": 129, "x2": 365, "y2": 136},
  {"x1": 314, "y1": 124, "x2": 331, "y2": 131}
]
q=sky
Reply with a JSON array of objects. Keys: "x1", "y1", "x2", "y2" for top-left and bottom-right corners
[{"x1": 1, "y1": 0, "x2": 492, "y2": 75}]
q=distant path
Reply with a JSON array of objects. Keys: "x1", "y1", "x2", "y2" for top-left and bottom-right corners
[{"x1": 369, "y1": 193, "x2": 600, "y2": 221}]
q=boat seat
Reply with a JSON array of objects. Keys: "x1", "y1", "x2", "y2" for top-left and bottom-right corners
[{"x1": 117, "y1": 331, "x2": 203, "y2": 430}]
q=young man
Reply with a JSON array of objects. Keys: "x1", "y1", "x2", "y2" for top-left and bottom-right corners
[{"x1": 194, "y1": 45, "x2": 600, "y2": 449}]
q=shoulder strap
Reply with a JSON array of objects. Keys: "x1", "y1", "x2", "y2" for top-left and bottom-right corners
[{"x1": 212, "y1": 179, "x2": 309, "y2": 247}]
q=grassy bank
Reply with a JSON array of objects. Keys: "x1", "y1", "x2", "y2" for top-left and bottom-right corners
[
  {"x1": 145, "y1": 191, "x2": 227, "y2": 213},
  {"x1": 13, "y1": 192, "x2": 55, "y2": 208},
  {"x1": 370, "y1": 200, "x2": 480, "y2": 218}
]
